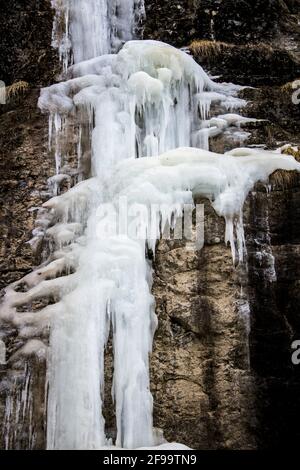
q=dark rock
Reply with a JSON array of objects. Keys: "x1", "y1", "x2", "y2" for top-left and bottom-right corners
[
  {"x1": 0, "y1": 0, "x2": 59, "y2": 87},
  {"x1": 143, "y1": 0, "x2": 300, "y2": 48},
  {"x1": 190, "y1": 43, "x2": 300, "y2": 87}
]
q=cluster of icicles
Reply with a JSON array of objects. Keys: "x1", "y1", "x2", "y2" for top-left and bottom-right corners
[
  {"x1": 2, "y1": 0, "x2": 300, "y2": 451},
  {"x1": 51, "y1": 0, "x2": 145, "y2": 71}
]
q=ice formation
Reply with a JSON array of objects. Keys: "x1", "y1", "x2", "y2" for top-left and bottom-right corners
[
  {"x1": 51, "y1": 0, "x2": 145, "y2": 71},
  {"x1": 40, "y1": 39, "x2": 248, "y2": 178},
  {"x1": 2, "y1": 0, "x2": 300, "y2": 451}
]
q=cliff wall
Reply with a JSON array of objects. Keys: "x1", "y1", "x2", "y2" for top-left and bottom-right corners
[{"x1": 0, "y1": 0, "x2": 300, "y2": 449}]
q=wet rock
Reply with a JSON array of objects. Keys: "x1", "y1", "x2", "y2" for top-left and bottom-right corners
[
  {"x1": 190, "y1": 42, "x2": 300, "y2": 87},
  {"x1": 143, "y1": 0, "x2": 300, "y2": 48},
  {"x1": 0, "y1": 0, "x2": 59, "y2": 87}
]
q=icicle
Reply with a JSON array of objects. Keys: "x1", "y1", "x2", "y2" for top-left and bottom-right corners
[{"x1": 51, "y1": 1, "x2": 146, "y2": 73}]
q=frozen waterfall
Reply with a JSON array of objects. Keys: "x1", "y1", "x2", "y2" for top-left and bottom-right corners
[
  {"x1": 51, "y1": 0, "x2": 145, "y2": 71},
  {"x1": 1, "y1": 0, "x2": 300, "y2": 451}
]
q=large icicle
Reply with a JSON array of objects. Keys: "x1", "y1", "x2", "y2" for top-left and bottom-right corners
[{"x1": 51, "y1": 0, "x2": 145, "y2": 71}]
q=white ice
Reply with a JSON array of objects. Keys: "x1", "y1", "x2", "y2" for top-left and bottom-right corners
[
  {"x1": 51, "y1": 0, "x2": 145, "y2": 71},
  {"x1": 2, "y1": 0, "x2": 300, "y2": 452}
]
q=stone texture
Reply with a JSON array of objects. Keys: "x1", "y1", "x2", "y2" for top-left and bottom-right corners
[
  {"x1": 245, "y1": 178, "x2": 300, "y2": 449},
  {"x1": 150, "y1": 201, "x2": 256, "y2": 449},
  {"x1": 143, "y1": 0, "x2": 300, "y2": 48},
  {"x1": 190, "y1": 43, "x2": 300, "y2": 87},
  {"x1": 0, "y1": 0, "x2": 57, "y2": 450},
  {"x1": 0, "y1": 0, "x2": 59, "y2": 86},
  {"x1": 0, "y1": 91, "x2": 56, "y2": 289}
]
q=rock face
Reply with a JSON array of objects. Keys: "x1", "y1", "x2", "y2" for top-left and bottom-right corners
[
  {"x1": 0, "y1": 0, "x2": 59, "y2": 290},
  {"x1": 151, "y1": 201, "x2": 256, "y2": 449},
  {"x1": 1, "y1": 0, "x2": 300, "y2": 450},
  {"x1": 0, "y1": 91, "x2": 54, "y2": 289},
  {"x1": 190, "y1": 42, "x2": 300, "y2": 87},
  {"x1": 150, "y1": 176, "x2": 300, "y2": 449},
  {"x1": 245, "y1": 176, "x2": 300, "y2": 449},
  {"x1": 0, "y1": 0, "x2": 58, "y2": 86},
  {"x1": 143, "y1": 0, "x2": 300, "y2": 47},
  {"x1": 0, "y1": 0, "x2": 58, "y2": 450}
]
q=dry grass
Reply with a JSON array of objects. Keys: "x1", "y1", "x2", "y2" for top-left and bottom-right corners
[
  {"x1": 6, "y1": 81, "x2": 29, "y2": 102},
  {"x1": 189, "y1": 40, "x2": 275, "y2": 59},
  {"x1": 189, "y1": 40, "x2": 232, "y2": 59},
  {"x1": 281, "y1": 81, "x2": 294, "y2": 93},
  {"x1": 270, "y1": 146, "x2": 300, "y2": 187},
  {"x1": 280, "y1": 79, "x2": 300, "y2": 94},
  {"x1": 282, "y1": 146, "x2": 300, "y2": 161},
  {"x1": 270, "y1": 169, "x2": 299, "y2": 187}
]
